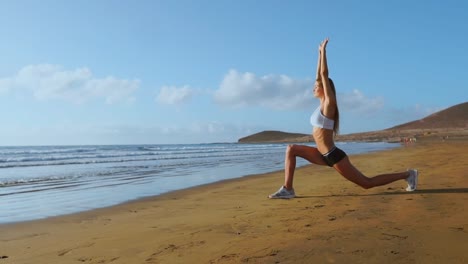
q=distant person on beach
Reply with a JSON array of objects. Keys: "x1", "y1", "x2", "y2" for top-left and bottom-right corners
[{"x1": 269, "y1": 38, "x2": 418, "y2": 199}]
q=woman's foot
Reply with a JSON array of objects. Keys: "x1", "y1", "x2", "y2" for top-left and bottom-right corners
[
  {"x1": 268, "y1": 186, "x2": 295, "y2": 199},
  {"x1": 406, "y1": 169, "x2": 419, "y2": 191}
]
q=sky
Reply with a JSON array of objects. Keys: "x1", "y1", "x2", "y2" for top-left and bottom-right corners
[{"x1": 0, "y1": 0, "x2": 467, "y2": 145}]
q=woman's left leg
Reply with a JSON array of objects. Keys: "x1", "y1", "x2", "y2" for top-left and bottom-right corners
[
  {"x1": 268, "y1": 144, "x2": 328, "y2": 199},
  {"x1": 333, "y1": 157, "x2": 409, "y2": 189}
]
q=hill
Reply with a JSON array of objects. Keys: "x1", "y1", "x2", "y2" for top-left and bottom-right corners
[
  {"x1": 388, "y1": 102, "x2": 468, "y2": 130},
  {"x1": 238, "y1": 102, "x2": 468, "y2": 143},
  {"x1": 238, "y1": 130, "x2": 310, "y2": 143}
]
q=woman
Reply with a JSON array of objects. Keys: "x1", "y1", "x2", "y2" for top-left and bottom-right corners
[{"x1": 269, "y1": 38, "x2": 418, "y2": 199}]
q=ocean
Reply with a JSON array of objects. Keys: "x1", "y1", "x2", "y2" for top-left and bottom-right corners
[{"x1": 0, "y1": 142, "x2": 399, "y2": 224}]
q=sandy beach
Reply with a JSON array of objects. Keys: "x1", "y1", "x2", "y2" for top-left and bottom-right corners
[{"x1": 1, "y1": 140, "x2": 467, "y2": 264}]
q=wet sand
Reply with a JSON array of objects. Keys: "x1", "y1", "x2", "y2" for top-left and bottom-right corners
[{"x1": 1, "y1": 141, "x2": 467, "y2": 264}]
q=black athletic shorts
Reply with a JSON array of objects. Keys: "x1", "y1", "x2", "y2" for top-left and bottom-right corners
[{"x1": 322, "y1": 146, "x2": 347, "y2": 167}]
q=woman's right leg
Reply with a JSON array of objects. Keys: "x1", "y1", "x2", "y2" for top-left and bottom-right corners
[
  {"x1": 333, "y1": 157, "x2": 412, "y2": 189},
  {"x1": 284, "y1": 144, "x2": 328, "y2": 189}
]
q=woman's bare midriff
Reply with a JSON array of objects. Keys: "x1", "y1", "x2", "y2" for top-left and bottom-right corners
[{"x1": 313, "y1": 127, "x2": 335, "y2": 154}]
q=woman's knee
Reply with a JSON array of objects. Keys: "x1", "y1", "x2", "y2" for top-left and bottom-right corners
[
  {"x1": 357, "y1": 177, "x2": 373, "y2": 189},
  {"x1": 286, "y1": 144, "x2": 296, "y2": 155},
  {"x1": 335, "y1": 160, "x2": 374, "y2": 189},
  {"x1": 359, "y1": 181, "x2": 373, "y2": 189}
]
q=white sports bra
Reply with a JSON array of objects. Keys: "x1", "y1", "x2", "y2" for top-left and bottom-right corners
[{"x1": 310, "y1": 106, "x2": 335, "y2": 130}]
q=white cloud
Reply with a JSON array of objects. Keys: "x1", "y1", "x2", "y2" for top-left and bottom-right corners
[
  {"x1": 412, "y1": 104, "x2": 442, "y2": 117},
  {"x1": 156, "y1": 70, "x2": 387, "y2": 117},
  {"x1": 0, "y1": 64, "x2": 139, "y2": 104},
  {"x1": 338, "y1": 89, "x2": 385, "y2": 115},
  {"x1": 0, "y1": 78, "x2": 12, "y2": 95},
  {"x1": 190, "y1": 121, "x2": 227, "y2": 134},
  {"x1": 213, "y1": 69, "x2": 314, "y2": 110},
  {"x1": 156, "y1": 85, "x2": 194, "y2": 105}
]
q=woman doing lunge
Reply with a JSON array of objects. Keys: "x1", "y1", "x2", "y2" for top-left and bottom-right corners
[{"x1": 269, "y1": 38, "x2": 418, "y2": 199}]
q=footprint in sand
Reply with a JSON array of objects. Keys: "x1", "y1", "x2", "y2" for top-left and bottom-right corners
[
  {"x1": 77, "y1": 256, "x2": 119, "y2": 263},
  {"x1": 241, "y1": 250, "x2": 280, "y2": 262},
  {"x1": 449, "y1": 227, "x2": 465, "y2": 232},
  {"x1": 146, "y1": 241, "x2": 206, "y2": 262},
  {"x1": 58, "y1": 249, "x2": 73, "y2": 256},
  {"x1": 57, "y1": 242, "x2": 95, "y2": 257},
  {"x1": 210, "y1": 253, "x2": 239, "y2": 263},
  {"x1": 381, "y1": 233, "x2": 407, "y2": 240}
]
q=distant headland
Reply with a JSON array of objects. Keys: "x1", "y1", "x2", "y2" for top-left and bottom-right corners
[{"x1": 238, "y1": 102, "x2": 468, "y2": 143}]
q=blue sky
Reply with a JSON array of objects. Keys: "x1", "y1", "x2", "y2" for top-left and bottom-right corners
[{"x1": 0, "y1": 0, "x2": 467, "y2": 145}]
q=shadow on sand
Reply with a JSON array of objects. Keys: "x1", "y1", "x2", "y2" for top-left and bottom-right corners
[{"x1": 296, "y1": 187, "x2": 468, "y2": 198}]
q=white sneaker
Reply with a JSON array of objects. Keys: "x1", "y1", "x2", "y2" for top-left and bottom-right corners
[
  {"x1": 406, "y1": 169, "x2": 418, "y2": 191},
  {"x1": 268, "y1": 186, "x2": 295, "y2": 199}
]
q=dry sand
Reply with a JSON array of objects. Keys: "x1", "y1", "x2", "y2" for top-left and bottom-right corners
[{"x1": 1, "y1": 141, "x2": 467, "y2": 264}]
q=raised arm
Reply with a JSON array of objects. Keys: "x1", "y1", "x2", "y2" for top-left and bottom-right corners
[
  {"x1": 319, "y1": 38, "x2": 336, "y2": 105},
  {"x1": 315, "y1": 46, "x2": 321, "y2": 81}
]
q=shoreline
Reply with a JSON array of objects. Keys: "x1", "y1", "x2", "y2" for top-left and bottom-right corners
[
  {"x1": 1, "y1": 141, "x2": 467, "y2": 263},
  {"x1": 1, "y1": 142, "x2": 400, "y2": 225}
]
